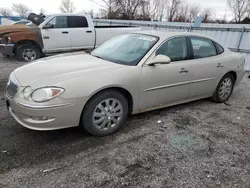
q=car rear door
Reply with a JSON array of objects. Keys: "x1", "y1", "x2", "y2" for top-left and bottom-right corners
[
  {"x1": 139, "y1": 36, "x2": 193, "y2": 110},
  {"x1": 68, "y1": 16, "x2": 95, "y2": 49},
  {"x1": 187, "y1": 36, "x2": 225, "y2": 98},
  {"x1": 41, "y1": 16, "x2": 71, "y2": 52}
]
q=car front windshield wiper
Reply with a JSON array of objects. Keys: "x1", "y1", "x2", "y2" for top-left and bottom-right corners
[
  {"x1": 92, "y1": 54, "x2": 105, "y2": 60},
  {"x1": 91, "y1": 54, "x2": 129, "y2": 65}
]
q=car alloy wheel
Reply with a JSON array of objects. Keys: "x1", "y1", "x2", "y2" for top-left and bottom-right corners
[
  {"x1": 218, "y1": 77, "x2": 233, "y2": 101},
  {"x1": 92, "y1": 98, "x2": 123, "y2": 131}
]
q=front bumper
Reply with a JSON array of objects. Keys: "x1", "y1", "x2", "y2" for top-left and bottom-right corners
[
  {"x1": 5, "y1": 95, "x2": 87, "y2": 131},
  {"x1": 0, "y1": 44, "x2": 14, "y2": 56}
]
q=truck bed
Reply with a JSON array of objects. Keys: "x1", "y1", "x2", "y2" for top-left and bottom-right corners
[{"x1": 95, "y1": 25, "x2": 137, "y2": 28}]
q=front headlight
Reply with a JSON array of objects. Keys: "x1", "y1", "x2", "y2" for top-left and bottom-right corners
[
  {"x1": 4, "y1": 36, "x2": 12, "y2": 44},
  {"x1": 23, "y1": 86, "x2": 32, "y2": 99},
  {"x1": 7, "y1": 37, "x2": 12, "y2": 44},
  {"x1": 30, "y1": 87, "x2": 64, "y2": 102}
]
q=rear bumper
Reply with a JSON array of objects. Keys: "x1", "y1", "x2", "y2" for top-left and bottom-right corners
[{"x1": 0, "y1": 44, "x2": 14, "y2": 56}]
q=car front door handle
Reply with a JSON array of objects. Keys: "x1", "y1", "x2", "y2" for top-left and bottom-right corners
[
  {"x1": 86, "y1": 30, "x2": 92, "y2": 33},
  {"x1": 217, "y1": 63, "x2": 224, "y2": 68},
  {"x1": 179, "y1": 68, "x2": 189, "y2": 73},
  {"x1": 62, "y1": 31, "x2": 69, "y2": 34}
]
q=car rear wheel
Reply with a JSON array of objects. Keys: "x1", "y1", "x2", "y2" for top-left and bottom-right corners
[
  {"x1": 212, "y1": 73, "x2": 235, "y2": 103},
  {"x1": 16, "y1": 44, "x2": 40, "y2": 62},
  {"x1": 81, "y1": 90, "x2": 128, "y2": 136}
]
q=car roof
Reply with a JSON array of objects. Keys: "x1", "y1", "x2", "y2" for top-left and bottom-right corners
[{"x1": 134, "y1": 30, "x2": 213, "y2": 40}]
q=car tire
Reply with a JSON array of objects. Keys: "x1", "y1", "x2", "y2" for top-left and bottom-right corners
[
  {"x1": 212, "y1": 73, "x2": 235, "y2": 103},
  {"x1": 81, "y1": 90, "x2": 128, "y2": 137},
  {"x1": 16, "y1": 44, "x2": 40, "y2": 62}
]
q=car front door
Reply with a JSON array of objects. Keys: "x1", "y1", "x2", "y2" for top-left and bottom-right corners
[
  {"x1": 67, "y1": 16, "x2": 95, "y2": 49},
  {"x1": 41, "y1": 16, "x2": 71, "y2": 52},
  {"x1": 139, "y1": 36, "x2": 193, "y2": 111},
  {"x1": 187, "y1": 37, "x2": 225, "y2": 98}
]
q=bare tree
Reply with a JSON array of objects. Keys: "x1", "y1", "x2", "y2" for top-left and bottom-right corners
[
  {"x1": 137, "y1": 0, "x2": 151, "y2": 20},
  {"x1": 90, "y1": 0, "x2": 120, "y2": 19},
  {"x1": 59, "y1": 0, "x2": 76, "y2": 13},
  {"x1": 100, "y1": 0, "x2": 115, "y2": 17},
  {"x1": 227, "y1": 0, "x2": 249, "y2": 23},
  {"x1": 175, "y1": 3, "x2": 189, "y2": 22},
  {"x1": 12, "y1": 4, "x2": 31, "y2": 18},
  {"x1": 189, "y1": 4, "x2": 201, "y2": 22},
  {"x1": 201, "y1": 8, "x2": 213, "y2": 23},
  {"x1": 116, "y1": 0, "x2": 143, "y2": 20},
  {"x1": 168, "y1": 0, "x2": 182, "y2": 22},
  {"x1": 84, "y1": 9, "x2": 94, "y2": 18},
  {"x1": 150, "y1": 0, "x2": 168, "y2": 21},
  {"x1": 247, "y1": 0, "x2": 250, "y2": 17},
  {"x1": 0, "y1": 8, "x2": 12, "y2": 16}
]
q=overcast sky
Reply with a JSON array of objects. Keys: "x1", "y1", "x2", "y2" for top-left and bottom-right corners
[{"x1": 1, "y1": 0, "x2": 231, "y2": 19}]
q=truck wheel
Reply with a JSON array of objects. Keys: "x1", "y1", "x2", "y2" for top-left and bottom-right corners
[
  {"x1": 16, "y1": 44, "x2": 40, "y2": 62},
  {"x1": 81, "y1": 90, "x2": 128, "y2": 137}
]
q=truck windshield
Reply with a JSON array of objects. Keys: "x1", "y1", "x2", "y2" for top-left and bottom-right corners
[{"x1": 91, "y1": 34, "x2": 159, "y2": 66}]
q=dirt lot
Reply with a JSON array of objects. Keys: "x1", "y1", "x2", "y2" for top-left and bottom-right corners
[
  {"x1": 0, "y1": 56, "x2": 250, "y2": 188},
  {"x1": 0, "y1": 55, "x2": 22, "y2": 89}
]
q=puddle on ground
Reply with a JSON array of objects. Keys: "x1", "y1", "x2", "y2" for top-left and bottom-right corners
[{"x1": 170, "y1": 133, "x2": 208, "y2": 153}]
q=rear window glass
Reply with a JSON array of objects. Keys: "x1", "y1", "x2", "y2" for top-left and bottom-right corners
[
  {"x1": 190, "y1": 37, "x2": 217, "y2": 59},
  {"x1": 68, "y1": 16, "x2": 88, "y2": 28}
]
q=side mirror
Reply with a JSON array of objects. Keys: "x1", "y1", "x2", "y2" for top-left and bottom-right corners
[
  {"x1": 43, "y1": 23, "x2": 54, "y2": 29},
  {"x1": 146, "y1": 55, "x2": 171, "y2": 66}
]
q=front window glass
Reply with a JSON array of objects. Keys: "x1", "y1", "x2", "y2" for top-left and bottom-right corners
[
  {"x1": 156, "y1": 37, "x2": 187, "y2": 62},
  {"x1": 91, "y1": 34, "x2": 158, "y2": 66},
  {"x1": 45, "y1": 16, "x2": 68, "y2": 28}
]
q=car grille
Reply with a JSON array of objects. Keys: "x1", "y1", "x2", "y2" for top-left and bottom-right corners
[{"x1": 6, "y1": 79, "x2": 19, "y2": 99}]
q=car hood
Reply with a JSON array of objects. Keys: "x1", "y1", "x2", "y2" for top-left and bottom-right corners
[{"x1": 13, "y1": 52, "x2": 122, "y2": 86}]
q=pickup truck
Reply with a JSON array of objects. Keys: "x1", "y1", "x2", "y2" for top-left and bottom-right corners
[{"x1": 0, "y1": 13, "x2": 140, "y2": 62}]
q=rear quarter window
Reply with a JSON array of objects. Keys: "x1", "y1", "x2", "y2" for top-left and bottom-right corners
[{"x1": 214, "y1": 42, "x2": 224, "y2": 54}]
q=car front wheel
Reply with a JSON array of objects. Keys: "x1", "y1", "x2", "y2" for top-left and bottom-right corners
[
  {"x1": 81, "y1": 90, "x2": 128, "y2": 136},
  {"x1": 212, "y1": 73, "x2": 235, "y2": 103}
]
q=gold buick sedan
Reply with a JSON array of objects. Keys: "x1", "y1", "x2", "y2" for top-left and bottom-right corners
[{"x1": 5, "y1": 31, "x2": 245, "y2": 136}]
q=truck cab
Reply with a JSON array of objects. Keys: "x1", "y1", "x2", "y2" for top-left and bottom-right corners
[
  {"x1": 39, "y1": 14, "x2": 95, "y2": 53},
  {"x1": 0, "y1": 13, "x2": 140, "y2": 62}
]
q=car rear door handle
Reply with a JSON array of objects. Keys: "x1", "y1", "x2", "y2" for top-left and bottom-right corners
[
  {"x1": 179, "y1": 68, "x2": 189, "y2": 73},
  {"x1": 217, "y1": 63, "x2": 224, "y2": 68},
  {"x1": 86, "y1": 30, "x2": 92, "y2": 33},
  {"x1": 62, "y1": 31, "x2": 69, "y2": 34}
]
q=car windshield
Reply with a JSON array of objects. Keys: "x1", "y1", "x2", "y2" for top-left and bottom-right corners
[{"x1": 91, "y1": 34, "x2": 159, "y2": 66}]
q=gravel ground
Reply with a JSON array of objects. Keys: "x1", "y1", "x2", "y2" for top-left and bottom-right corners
[
  {"x1": 0, "y1": 55, "x2": 22, "y2": 89},
  {"x1": 0, "y1": 56, "x2": 250, "y2": 188}
]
